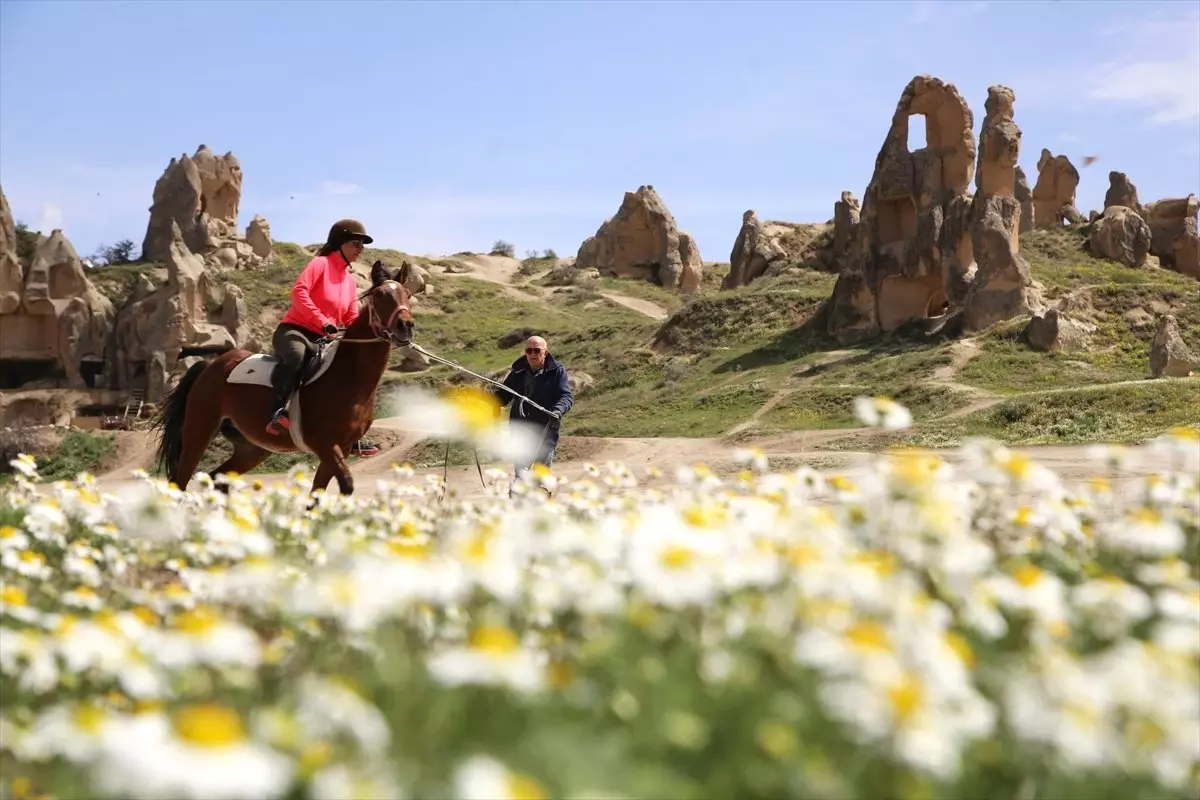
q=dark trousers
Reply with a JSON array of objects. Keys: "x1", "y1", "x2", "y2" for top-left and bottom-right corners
[{"x1": 270, "y1": 323, "x2": 319, "y2": 410}]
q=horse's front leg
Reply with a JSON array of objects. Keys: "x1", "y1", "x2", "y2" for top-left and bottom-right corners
[{"x1": 311, "y1": 444, "x2": 353, "y2": 496}]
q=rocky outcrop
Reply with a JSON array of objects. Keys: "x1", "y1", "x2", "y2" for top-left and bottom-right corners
[
  {"x1": 1088, "y1": 205, "x2": 1152, "y2": 268},
  {"x1": 1143, "y1": 195, "x2": 1200, "y2": 280},
  {"x1": 831, "y1": 191, "x2": 861, "y2": 267},
  {"x1": 827, "y1": 75, "x2": 977, "y2": 344},
  {"x1": 1024, "y1": 305, "x2": 1094, "y2": 353},
  {"x1": 111, "y1": 222, "x2": 251, "y2": 400},
  {"x1": 1104, "y1": 171, "x2": 1141, "y2": 213},
  {"x1": 1014, "y1": 166, "x2": 1033, "y2": 235},
  {"x1": 963, "y1": 86, "x2": 1041, "y2": 333},
  {"x1": 574, "y1": 185, "x2": 702, "y2": 295},
  {"x1": 1031, "y1": 148, "x2": 1082, "y2": 229},
  {"x1": 1149, "y1": 313, "x2": 1196, "y2": 378},
  {"x1": 0, "y1": 186, "x2": 21, "y2": 315},
  {"x1": 723, "y1": 210, "x2": 787, "y2": 289},
  {"x1": 0, "y1": 187, "x2": 115, "y2": 389},
  {"x1": 246, "y1": 215, "x2": 273, "y2": 260},
  {"x1": 141, "y1": 144, "x2": 269, "y2": 269}
]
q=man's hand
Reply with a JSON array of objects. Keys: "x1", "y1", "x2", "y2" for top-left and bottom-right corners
[
  {"x1": 322, "y1": 323, "x2": 339, "y2": 336},
  {"x1": 548, "y1": 410, "x2": 562, "y2": 428}
]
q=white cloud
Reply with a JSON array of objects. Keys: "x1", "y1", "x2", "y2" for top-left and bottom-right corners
[
  {"x1": 1086, "y1": 8, "x2": 1200, "y2": 126},
  {"x1": 1087, "y1": 53, "x2": 1200, "y2": 125}
]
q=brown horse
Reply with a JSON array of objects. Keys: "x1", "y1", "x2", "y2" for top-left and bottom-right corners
[{"x1": 150, "y1": 260, "x2": 415, "y2": 496}]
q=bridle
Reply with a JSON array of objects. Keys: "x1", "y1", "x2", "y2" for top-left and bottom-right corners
[{"x1": 336, "y1": 281, "x2": 413, "y2": 347}]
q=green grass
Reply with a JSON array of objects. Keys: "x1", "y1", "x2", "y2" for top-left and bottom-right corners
[
  {"x1": 37, "y1": 430, "x2": 117, "y2": 482},
  {"x1": 758, "y1": 384, "x2": 970, "y2": 433},
  {"x1": 897, "y1": 381, "x2": 1200, "y2": 448}
]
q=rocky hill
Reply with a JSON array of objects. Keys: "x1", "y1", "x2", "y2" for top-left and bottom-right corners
[{"x1": 1, "y1": 73, "x2": 1197, "y2": 479}]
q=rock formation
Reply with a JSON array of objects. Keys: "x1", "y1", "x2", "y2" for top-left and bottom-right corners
[
  {"x1": 1149, "y1": 313, "x2": 1196, "y2": 378},
  {"x1": 111, "y1": 222, "x2": 251, "y2": 400},
  {"x1": 827, "y1": 75, "x2": 976, "y2": 343},
  {"x1": 0, "y1": 186, "x2": 115, "y2": 389},
  {"x1": 0, "y1": 187, "x2": 22, "y2": 315},
  {"x1": 141, "y1": 144, "x2": 270, "y2": 269},
  {"x1": 1031, "y1": 148, "x2": 1082, "y2": 229},
  {"x1": 962, "y1": 86, "x2": 1041, "y2": 332},
  {"x1": 574, "y1": 185, "x2": 702, "y2": 294},
  {"x1": 831, "y1": 191, "x2": 861, "y2": 266},
  {"x1": 1023, "y1": 305, "x2": 1094, "y2": 353},
  {"x1": 246, "y1": 215, "x2": 273, "y2": 260},
  {"x1": 1088, "y1": 206, "x2": 1152, "y2": 268},
  {"x1": 1103, "y1": 171, "x2": 1141, "y2": 212},
  {"x1": 723, "y1": 210, "x2": 787, "y2": 289},
  {"x1": 1143, "y1": 195, "x2": 1200, "y2": 280},
  {"x1": 1014, "y1": 166, "x2": 1033, "y2": 234}
]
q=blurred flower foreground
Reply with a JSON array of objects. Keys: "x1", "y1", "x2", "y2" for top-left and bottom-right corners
[{"x1": 0, "y1": 392, "x2": 1198, "y2": 800}]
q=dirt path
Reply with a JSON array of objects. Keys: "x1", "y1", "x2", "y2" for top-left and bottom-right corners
[{"x1": 598, "y1": 292, "x2": 670, "y2": 321}]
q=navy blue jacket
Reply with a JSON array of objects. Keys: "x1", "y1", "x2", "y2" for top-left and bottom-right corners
[{"x1": 492, "y1": 353, "x2": 574, "y2": 448}]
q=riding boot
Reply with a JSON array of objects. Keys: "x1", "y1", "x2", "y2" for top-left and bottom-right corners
[{"x1": 266, "y1": 367, "x2": 295, "y2": 435}]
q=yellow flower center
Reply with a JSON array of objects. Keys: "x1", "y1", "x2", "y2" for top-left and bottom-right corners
[
  {"x1": 660, "y1": 545, "x2": 697, "y2": 570},
  {"x1": 1012, "y1": 563, "x2": 1043, "y2": 587},
  {"x1": 0, "y1": 525, "x2": 18, "y2": 539},
  {"x1": 1013, "y1": 505, "x2": 1033, "y2": 527},
  {"x1": 2, "y1": 585, "x2": 27, "y2": 606},
  {"x1": 388, "y1": 538, "x2": 431, "y2": 560},
  {"x1": 1130, "y1": 507, "x2": 1162, "y2": 526},
  {"x1": 446, "y1": 386, "x2": 501, "y2": 434},
  {"x1": 505, "y1": 772, "x2": 547, "y2": 800},
  {"x1": 72, "y1": 704, "x2": 107, "y2": 734},
  {"x1": 945, "y1": 632, "x2": 975, "y2": 667},
  {"x1": 681, "y1": 502, "x2": 726, "y2": 528},
  {"x1": 888, "y1": 673, "x2": 924, "y2": 725},
  {"x1": 829, "y1": 475, "x2": 855, "y2": 492},
  {"x1": 19, "y1": 551, "x2": 44, "y2": 566},
  {"x1": 785, "y1": 544, "x2": 822, "y2": 567},
  {"x1": 846, "y1": 620, "x2": 891, "y2": 652},
  {"x1": 172, "y1": 704, "x2": 247, "y2": 748},
  {"x1": 1003, "y1": 453, "x2": 1032, "y2": 480},
  {"x1": 469, "y1": 625, "x2": 520, "y2": 655},
  {"x1": 174, "y1": 606, "x2": 220, "y2": 635}
]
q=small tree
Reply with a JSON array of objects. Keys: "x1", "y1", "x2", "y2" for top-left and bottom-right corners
[
  {"x1": 541, "y1": 248, "x2": 558, "y2": 260},
  {"x1": 13, "y1": 221, "x2": 38, "y2": 268},
  {"x1": 90, "y1": 239, "x2": 139, "y2": 266},
  {"x1": 490, "y1": 239, "x2": 516, "y2": 258}
]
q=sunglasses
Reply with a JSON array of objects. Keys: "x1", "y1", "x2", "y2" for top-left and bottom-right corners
[{"x1": 525, "y1": 347, "x2": 544, "y2": 354}]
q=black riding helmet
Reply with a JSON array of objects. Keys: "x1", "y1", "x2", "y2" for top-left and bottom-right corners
[{"x1": 320, "y1": 218, "x2": 374, "y2": 254}]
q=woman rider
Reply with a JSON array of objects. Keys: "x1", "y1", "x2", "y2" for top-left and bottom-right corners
[{"x1": 266, "y1": 218, "x2": 372, "y2": 436}]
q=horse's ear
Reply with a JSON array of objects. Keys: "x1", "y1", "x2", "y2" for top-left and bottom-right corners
[
  {"x1": 370, "y1": 259, "x2": 389, "y2": 287},
  {"x1": 395, "y1": 260, "x2": 412, "y2": 288}
]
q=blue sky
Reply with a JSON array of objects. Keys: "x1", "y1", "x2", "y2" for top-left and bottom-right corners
[{"x1": 1, "y1": 0, "x2": 1197, "y2": 263}]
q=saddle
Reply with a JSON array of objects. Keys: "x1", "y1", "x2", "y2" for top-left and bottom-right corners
[
  {"x1": 226, "y1": 337, "x2": 341, "y2": 390},
  {"x1": 226, "y1": 338, "x2": 342, "y2": 453}
]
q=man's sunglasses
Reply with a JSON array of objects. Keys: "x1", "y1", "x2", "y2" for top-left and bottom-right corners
[{"x1": 525, "y1": 347, "x2": 544, "y2": 354}]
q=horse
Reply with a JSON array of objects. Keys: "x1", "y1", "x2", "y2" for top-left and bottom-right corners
[{"x1": 150, "y1": 260, "x2": 415, "y2": 497}]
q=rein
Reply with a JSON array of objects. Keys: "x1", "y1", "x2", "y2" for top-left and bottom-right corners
[{"x1": 316, "y1": 304, "x2": 555, "y2": 499}]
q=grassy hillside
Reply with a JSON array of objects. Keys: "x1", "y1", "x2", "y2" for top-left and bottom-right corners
[
  {"x1": 83, "y1": 225, "x2": 1198, "y2": 458},
  {"x1": 376, "y1": 226, "x2": 1198, "y2": 448}
]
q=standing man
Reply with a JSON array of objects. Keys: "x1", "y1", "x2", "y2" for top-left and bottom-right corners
[{"x1": 491, "y1": 334, "x2": 573, "y2": 477}]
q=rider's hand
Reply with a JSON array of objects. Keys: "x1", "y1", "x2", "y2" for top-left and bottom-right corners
[{"x1": 322, "y1": 323, "x2": 338, "y2": 336}]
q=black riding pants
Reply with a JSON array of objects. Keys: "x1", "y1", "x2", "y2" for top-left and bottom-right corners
[{"x1": 270, "y1": 323, "x2": 319, "y2": 408}]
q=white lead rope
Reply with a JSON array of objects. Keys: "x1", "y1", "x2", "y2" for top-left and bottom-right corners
[{"x1": 407, "y1": 342, "x2": 557, "y2": 417}]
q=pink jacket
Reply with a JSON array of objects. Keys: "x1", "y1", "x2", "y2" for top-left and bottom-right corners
[{"x1": 280, "y1": 251, "x2": 360, "y2": 334}]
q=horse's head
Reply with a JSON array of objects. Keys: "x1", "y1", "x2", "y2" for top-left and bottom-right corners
[{"x1": 364, "y1": 260, "x2": 416, "y2": 346}]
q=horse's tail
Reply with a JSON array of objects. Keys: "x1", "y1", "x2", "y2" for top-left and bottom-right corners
[{"x1": 149, "y1": 359, "x2": 208, "y2": 485}]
